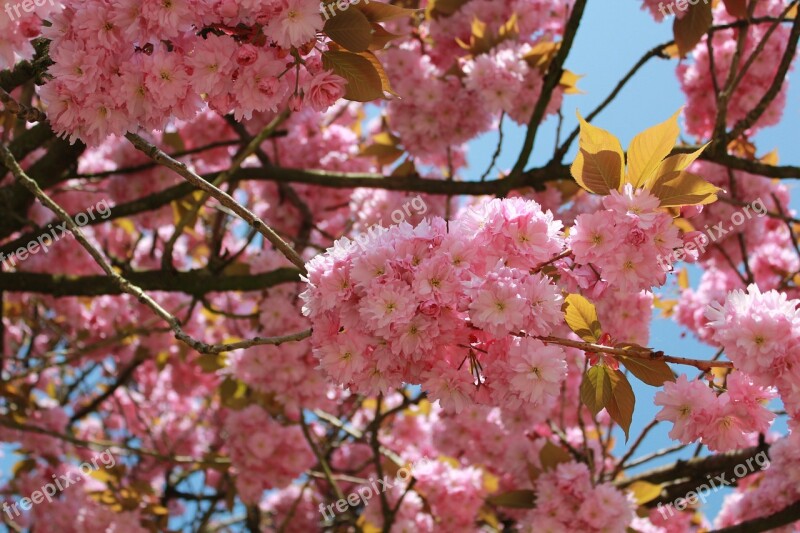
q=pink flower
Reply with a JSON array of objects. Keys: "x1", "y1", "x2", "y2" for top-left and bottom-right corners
[
  {"x1": 268, "y1": 0, "x2": 321, "y2": 49},
  {"x1": 305, "y1": 70, "x2": 347, "y2": 112},
  {"x1": 507, "y1": 338, "x2": 567, "y2": 405},
  {"x1": 603, "y1": 183, "x2": 662, "y2": 228},
  {"x1": 654, "y1": 375, "x2": 717, "y2": 443}
]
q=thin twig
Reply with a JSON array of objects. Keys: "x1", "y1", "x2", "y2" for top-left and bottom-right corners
[
  {"x1": 125, "y1": 132, "x2": 307, "y2": 273},
  {"x1": 536, "y1": 335, "x2": 734, "y2": 371}
]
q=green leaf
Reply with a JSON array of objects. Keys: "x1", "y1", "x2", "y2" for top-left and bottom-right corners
[
  {"x1": 324, "y1": 7, "x2": 373, "y2": 52},
  {"x1": 649, "y1": 171, "x2": 720, "y2": 207},
  {"x1": 487, "y1": 489, "x2": 537, "y2": 509},
  {"x1": 604, "y1": 368, "x2": 635, "y2": 441},
  {"x1": 322, "y1": 51, "x2": 384, "y2": 102},
  {"x1": 564, "y1": 293, "x2": 602, "y2": 343},
  {"x1": 618, "y1": 355, "x2": 675, "y2": 387},
  {"x1": 673, "y1": 1, "x2": 713, "y2": 56},
  {"x1": 581, "y1": 364, "x2": 613, "y2": 416}
]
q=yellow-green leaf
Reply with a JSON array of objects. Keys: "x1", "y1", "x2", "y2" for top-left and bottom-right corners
[
  {"x1": 618, "y1": 355, "x2": 675, "y2": 387},
  {"x1": 571, "y1": 111, "x2": 624, "y2": 195},
  {"x1": 359, "y1": 143, "x2": 404, "y2": 165},
  {"x1": 359, "y1": 1, "x2": 418, "y2": 22},
  {"x1": 369, "y1": 23, "x2": 404, "y2": 50},
  {"x1": 650, "y1": 171, "x2": 720, "y2": 207},
  {"x1": 322, "y1": 50, "x2": 384, "y2": 102},
  {"x1": 678, "y1": 268, "x2": 690, "y2": 289},
  {"x1": 722, "y1": 0, "x2": 748, "y2": 19},
  {"x1": 522, "y1": 41, "x2": 560, "y2": 72},
  {"x1": 324, "y1": 7, "x2": 373, "y2": 53},
  {"x1": 628, "y1": 481, "x2": 664, "y2": 505},
  {"x1": 357, "y1": 50, "x2": 397, "y2": 96},
  {"x1": 391, "y1": 158, "x2": 416, "y2": 177},
  {"x1": 673, "y1": 1, "x2": 713, "y2": 56},
  {"x1": 650, "y1": 143, "x2": 709, "y2": 188},
  {"x1": 196, "y1": 353, "x2": 226, "y2": 372},
  {"x1": 581, "y1": 364, "x2": 614, "y2": 416},
  {"x1": 89, "y1": 468, "x2": 118, "y2": 484},
  {"x1": 426, "y1": 0, "x2": 470, "y2": 19},
  {"x1": 487, "y1": 489, "x2": 537, "y2": 509},
  {"x1": 12, "y1": 458, "x2": 37, "y2": 478},
  {"x1": 559, "y1": 69, "x2": 584, "y2": 94},
  {"x1": 539, "y1": 440, "x2": 572, "y2": 471},
  {"x1": 605, "y1": 368, "x2": 635, "y2": 441},
  {"x1": 564, "y1": 293, "x2": 602, "y2": 343},
  {"x1": 627, "y1": 109, "x2": 681, "y2": 189}
]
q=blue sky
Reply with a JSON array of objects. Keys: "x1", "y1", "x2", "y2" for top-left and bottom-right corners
[{"x1": 462, "y1": 1, "x2": 799, "y2": 519}]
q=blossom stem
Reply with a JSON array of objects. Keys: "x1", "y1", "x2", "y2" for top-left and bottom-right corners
[{"x1": 536, "y1": 335, "x2": 735, "y2": 371}]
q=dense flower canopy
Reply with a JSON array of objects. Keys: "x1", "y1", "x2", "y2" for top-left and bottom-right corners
[{"x1": 0, "y1": 0, "x2": 798, "y2": 531}]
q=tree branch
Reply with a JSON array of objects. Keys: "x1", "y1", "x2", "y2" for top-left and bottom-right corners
[
  {"x1": 510, "y1": 0, "x2": 587, "y2": 178},
  {"x1": 712, "y1": 500, "x2": 800, "y2": 533},
  {"x1": 0, "y1": 267, "x2": 300, "y2": 296}
]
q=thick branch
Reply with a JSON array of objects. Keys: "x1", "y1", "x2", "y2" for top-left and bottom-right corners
[
  {"x1": 712, "y1": 500, "x2": 800, "y2": 533},
  {"x1": 0, "y1": 268, "x2": 301, "y2": 296},
  {"x1": 619, "y1": 445, "x2": 768, "y2": 488},
  {"x1": 510, "y1": 0, "x2": 587, "y2": 177}
]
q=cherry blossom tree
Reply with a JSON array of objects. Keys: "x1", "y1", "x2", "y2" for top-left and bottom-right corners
[{"x1": 0, "y1": 0, "x2": 798, "y2": 531}]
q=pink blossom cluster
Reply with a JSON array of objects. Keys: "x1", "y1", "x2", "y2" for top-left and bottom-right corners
[
  {"x1": 569, "y1": 184, "x2": 680, "y2": 292},
  {"x1": 706, "y1": 284, "x2": 800, "y2": 418},
  {"x1": 594, "y1": 289, "x2": 654, "y2": 346},
  {"x1": 9, "y1": 463, "x2": 148, "y2": 533},
  {"x1": 674, "y1": 165, "x2": 799, "y2": 346},
  {"x1": 463, "y1": 41, "x2": 564, "y2": 124},
  {"x1": 38, "y1": 0, "x2": 345, "y2": 145},
  {"x1": 392, "y1": 459, "x2": 487, "y2": 531},
  {"x1": 0, "y1": 0, "x2": 59, "y2": 69},
  {"x1": 261, "y1": 484, "x2": 323, "y2": 531},
  {"x1": 677, "y1": 0, "x2": 795, "y2": 139},
  {"x1": 301, "y1": 198, "x2": 569, "y2": 412},
  {"x1": 676, "y1": 162, "x2": 797, "y2": 287},
  {"x1": 381, "y1": 0, "x2": 569, "y2": 160},
  {"x1": 223, "y1": 406, "x2": 315, "y2": 503},
  {"x1": 654, "y1": 372, "x2": 776, "y2": 452},
  {"x1": 523, "y1": 461, "x2": 635, "y2": 532}
]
